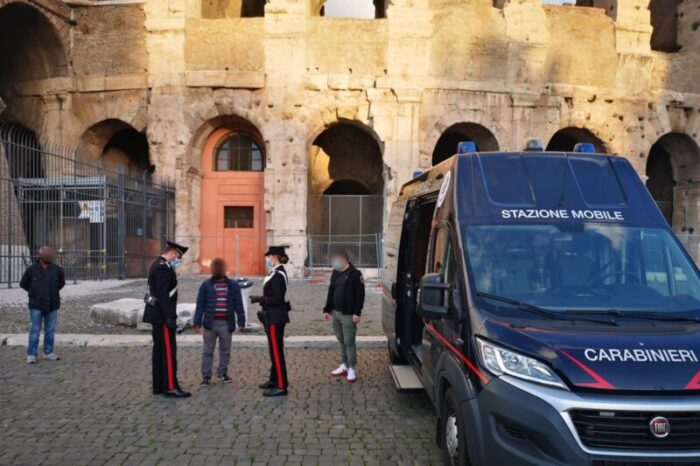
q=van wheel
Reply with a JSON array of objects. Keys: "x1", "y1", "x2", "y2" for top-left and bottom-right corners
[
  {"x1": 388, "y1": 341, "x2": 406, "y2": 364},
  {"x1": 439, "y1": 388, "x2": 470, "y2": 466}
]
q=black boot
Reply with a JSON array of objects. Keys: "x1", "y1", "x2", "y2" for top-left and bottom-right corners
[
  {"x1": 258, "y1": 381, "x2": 274, "y2": 389},
  {"x1": 263, "y1": 388, "x2": 288, "y2": 397},
  {"x1": 164, "y1": 388, "x2": 191, "y2": 398}
]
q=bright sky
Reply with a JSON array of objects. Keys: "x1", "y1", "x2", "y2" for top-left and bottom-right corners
[{"x1": 323, "y1": 0, "x2": 375, "y2": 19}]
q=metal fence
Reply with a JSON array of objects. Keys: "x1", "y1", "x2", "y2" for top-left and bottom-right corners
[
  {"x1": 307, "y1": 233, "x2": 382, "y2": 268},
  {"x1": 0, "y1": 124, "x2": 176, "y2": 287},
  {"x1": 306, "y1": 194, "x2": 384, "y2": 267}
]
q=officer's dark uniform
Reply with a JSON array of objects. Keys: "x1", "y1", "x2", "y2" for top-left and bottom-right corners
[
  {"x1": 263, "y1": 264, "x2": 289, "y2": 391},
  {"x1": 143, "y1": 241, "x2": 189, "y2": 397},
  {"x1": 255, "y1": 246, "x2": 291, "y2": 396}
]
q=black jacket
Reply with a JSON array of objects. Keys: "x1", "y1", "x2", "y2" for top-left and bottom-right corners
[
  {"x1": 323, "y1": 264, "x2": 365, "y2": 316},
  {"x1": 143, "y1": 257, "x2": 178, "y2": 325},
  {"x1": 20, "y1": 261, "x2": 65, "y2": 313},
  {"x1": 261, "y1": 265, "x2": 289, "y2": 325}
]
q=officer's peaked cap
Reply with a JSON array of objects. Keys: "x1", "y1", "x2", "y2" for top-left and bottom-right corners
[
  {"x1": 165, "y1": 241, "x2": 189, "y2": 256},
  {"x1": 264, "y1": 246, "x2": 286, "y2": 257}
]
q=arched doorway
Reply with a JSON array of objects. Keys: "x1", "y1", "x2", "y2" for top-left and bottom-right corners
[
  {"x1": 200, "y1": 122, "x2": 266, "y2": 276},
  {"x1": 546, "y1": 127, "x2": 607, "y2": 153},
  {"x1": 432, "y1": 122, "x2": 499, "y2": 166},
  {"x1": 308, "y1": 122, "x2": 384, "y2": 266},
  {"x1": 0, "y1": 3, "x2": 68, "y2": 85},
  {"x1": 646, "y1": 133, "x2": 700, "y2": 231},
  {"x1": 77, "y1": 119, "x2": 151, "y2": 178}
]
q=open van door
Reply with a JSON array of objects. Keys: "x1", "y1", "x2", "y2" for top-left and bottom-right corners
[{"x1": 417, "y1": 224, "x2": 467, "y2": 395}]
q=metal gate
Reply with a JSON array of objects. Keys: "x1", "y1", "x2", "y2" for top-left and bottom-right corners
[
  {"x1": 0, "y1": 124, "x2": 176, "y2": 287},
  {"x1": 307, "y1": 195, "x2": 383, "y2": 267}
]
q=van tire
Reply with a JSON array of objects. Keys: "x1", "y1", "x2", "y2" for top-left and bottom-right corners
[
  {"x1": 388, "y1": 341, "x2": 406, "y2": 364},
  {"x1": 439, "y1": 388, "x2": 470, "y2": 466}
]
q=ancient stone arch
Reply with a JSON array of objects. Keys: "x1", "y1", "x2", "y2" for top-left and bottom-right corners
[
  {"x1": 0, "y1": 0, "x2": 71, "y2": 83},
  {"x1": 75, "y1": 119, "x2": 151, "y2": 178},
  {"x1": 188, "y1": 113, "x2": 268, "y2": 175},
  {"x1": 546, "y1": 127, "x2": 607, "y2": 153},
  {"x1": 422, "y1": 111, "x2": 503, "y2": 166},
  {"x1": 646, "y1": 133, "x2": 700, "y2": 231},
  {"x1": 307, "y1": 120, "x2": 385, "y2": 239},
  {"x1": 431, "y1": 122, "x2": 500, "y2": 166}
]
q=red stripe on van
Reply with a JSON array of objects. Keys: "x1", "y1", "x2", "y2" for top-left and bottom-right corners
[
  {"x1": 685, "y1": 370, "x2": 700, "y2": 390},
  {"x1": 559, "y1": 350, "x2": 614, "y2": 390},
  {"x1": 424, "y1": 322, "x2": 489, "y2": 385}
]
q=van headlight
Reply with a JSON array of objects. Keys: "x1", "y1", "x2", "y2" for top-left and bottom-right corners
[{"x1": 476, "y1": 337, "x2": 568, "y2": 389}]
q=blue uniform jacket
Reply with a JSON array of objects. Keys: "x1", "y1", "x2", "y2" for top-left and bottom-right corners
[{"x1": 194, "y1": 278, "x2": 246, "y2": 333}]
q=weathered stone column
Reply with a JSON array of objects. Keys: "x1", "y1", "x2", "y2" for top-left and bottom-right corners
[
  {"x1": 143, "y1": 0, "x2": 195, "y2": 269},
  {"x1": 263, "y1": 0, "x2": 310, "y2": 275}
]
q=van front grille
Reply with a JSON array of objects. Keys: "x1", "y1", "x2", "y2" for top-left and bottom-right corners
[{"x1": 571, "y1": 409, "x2": 700, "y2": 451}]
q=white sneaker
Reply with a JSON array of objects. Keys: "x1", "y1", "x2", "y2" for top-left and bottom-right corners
[
  {"x1": 346, "y1": 368, "x2": 357, "y2": 383},
  {"x1": 331, "y1": 363, "x2": 348, "y2": 377},
  {"x1": 44, "y1": 353, "x2": 60, "y2": 361},
  {"x1": 27, "y1": 355, "x2": 37, "y2": 364}
]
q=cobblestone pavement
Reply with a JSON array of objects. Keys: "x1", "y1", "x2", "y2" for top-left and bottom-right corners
[
  {"x1": 0, "y1": 275, "x2": 383, "y2": 336},
  {"x1": 0, "y1": 346, "x2": 442, "y2": 466}
]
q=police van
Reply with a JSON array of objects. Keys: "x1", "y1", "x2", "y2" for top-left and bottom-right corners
[{"x1": 382, "y1": 141, "x2": 700, "y2": 465}]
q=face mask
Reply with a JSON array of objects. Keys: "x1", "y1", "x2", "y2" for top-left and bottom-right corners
[
  {"x1": 170, "y1": 258, "x2": 182, "y2": 269},
  {"x1": 265, "y1": 257, "x2": 273, "y2": 269},
  {"x1": 331, "y1": 258, "x2": 344, "y2": 272}
]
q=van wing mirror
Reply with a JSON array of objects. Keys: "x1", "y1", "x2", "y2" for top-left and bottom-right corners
[{"x1": 417, "y1": 273, "x2": 451, "y2": 319}]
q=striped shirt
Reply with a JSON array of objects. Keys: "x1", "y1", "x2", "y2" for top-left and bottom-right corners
[{"x1": 213, "y1": 278, "x2": 228, "y2": 320}]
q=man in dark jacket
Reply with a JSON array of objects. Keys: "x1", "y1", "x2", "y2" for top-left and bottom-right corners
[
  {"x1": 20, "y1": 246, "x2": 65, "y2": 364},
  {"x1": 193, "y1": 258, "x2": 245, "y2": 386},
  {"x1": 323, "y1": 248, "x2": 365, "y2": 382},
  {"x1": 143, "y1": 241, "x2": 190, "y2": 398}
]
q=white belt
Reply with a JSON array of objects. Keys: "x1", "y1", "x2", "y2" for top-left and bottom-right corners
[{"x1": 169, "y1": 287, "x2": 177, "y2": 298}]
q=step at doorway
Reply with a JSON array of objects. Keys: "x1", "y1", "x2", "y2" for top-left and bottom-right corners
[{"x1": 390, "y1": 365, "x2": 424, "y2": 390}]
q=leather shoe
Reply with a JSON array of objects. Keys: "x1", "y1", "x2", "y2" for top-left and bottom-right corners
[
  {"x1": 263, "y1": 388, "x2": 288, "y2": 397},
  {"x1": 258, "y1": 381, "x2": 274, "y2": 389},
  {"x1": 164, "y1": 388, "x2": 191, "y2": 398}
]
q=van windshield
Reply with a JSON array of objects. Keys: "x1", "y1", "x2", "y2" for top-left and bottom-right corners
[{"x1": 463, "y1": 224, "x2": 700, "y2": 314}]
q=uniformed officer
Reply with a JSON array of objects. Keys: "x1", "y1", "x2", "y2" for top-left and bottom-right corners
[
  {"x1": 251, "y1": 246, "x2": 290, "y2": 397},
  {"x1": 143, "y1": 241, "x2": 191, "y2": 398}
]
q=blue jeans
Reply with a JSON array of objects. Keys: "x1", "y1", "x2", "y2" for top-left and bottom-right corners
[{"x1": 27, "y1": 309, "x2": 58, "y2": 357}]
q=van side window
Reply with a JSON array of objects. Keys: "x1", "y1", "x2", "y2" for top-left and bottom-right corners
[{"x1": 431, "y1": 227, "x2": 457, "y2": 293}]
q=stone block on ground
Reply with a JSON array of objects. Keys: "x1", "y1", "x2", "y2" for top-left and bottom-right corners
[
  {"x1": 90, "y1": 298, "x2": 143, "y2": 327},
  {"x1": 136, "y1": 303, "x2": 195, "y2": 332}
]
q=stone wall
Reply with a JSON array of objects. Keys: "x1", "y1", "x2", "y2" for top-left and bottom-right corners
[{"x1": 1, "y1": 0, "x2": 700, "y2": 275}]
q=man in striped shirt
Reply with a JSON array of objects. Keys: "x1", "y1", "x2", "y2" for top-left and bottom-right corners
[{"x1": 193, "y1": 258, "x2": 245, "y2": 386}]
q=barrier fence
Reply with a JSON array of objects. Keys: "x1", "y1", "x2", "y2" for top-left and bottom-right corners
[{"x1": 0, "y1": 124, "x2": 176, "y2": 287}]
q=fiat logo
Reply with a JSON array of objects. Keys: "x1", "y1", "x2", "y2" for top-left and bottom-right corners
[{"x1": 649, "y1": 416, "x2": 671, "y2": 439}]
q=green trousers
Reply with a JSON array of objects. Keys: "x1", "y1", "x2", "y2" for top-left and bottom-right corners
[{"x1": 332, "y1": 310, "x2": 358, "y2": 368}]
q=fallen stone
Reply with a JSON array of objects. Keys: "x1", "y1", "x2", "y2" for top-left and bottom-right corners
[
  {"x1": 92, "y1": 299, "x2": 196, "y2": 331},
  {"x1": 90, "y1": 298, "x2": 142, "y2": 327}
]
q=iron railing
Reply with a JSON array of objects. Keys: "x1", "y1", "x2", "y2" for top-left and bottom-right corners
[
  {"x1": 306, "y1": 194, "x2": 384, "y2": 267},
  {"x1": 0, "y1": 124, "x2": 176, "y2": 287},
  {"x1": 307, "y1": 233, "x2": 382, "y2": 268}
]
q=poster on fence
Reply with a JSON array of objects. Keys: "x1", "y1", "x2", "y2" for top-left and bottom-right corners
[{"x1": 78, "y1": 201, "x2": 105, "y2": 223}]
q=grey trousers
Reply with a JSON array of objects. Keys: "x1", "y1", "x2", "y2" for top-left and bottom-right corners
[{"x1": 201, "y1": 320, "x2": 233, "y2": 378}]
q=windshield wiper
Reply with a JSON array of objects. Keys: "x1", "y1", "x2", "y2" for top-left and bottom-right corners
[
  {"x1": 476, "y1": 291, "x2": 618, "y2": 326},
  {"x1": 565, "y1": 309, "x2": 700, "y2": 324}
]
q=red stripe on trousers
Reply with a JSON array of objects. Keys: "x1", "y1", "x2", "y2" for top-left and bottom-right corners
[
  {"x1": 163, "y1": 324, "x2": 175, "y2": 391},
  {"x1": 269, "y1": 324, "x2": 284, "y2": 389}
]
